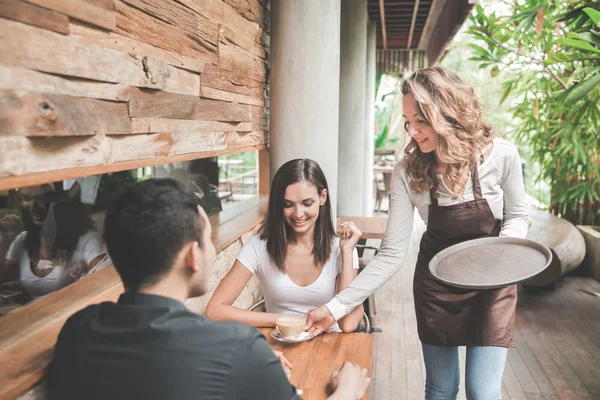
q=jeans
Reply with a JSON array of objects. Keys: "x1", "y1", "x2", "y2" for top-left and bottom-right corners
[{"x1": 421, "y1": 343, "x2": 508, "y2": 400}]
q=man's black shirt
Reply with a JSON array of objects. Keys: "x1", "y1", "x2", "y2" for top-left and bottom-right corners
[{"x1": 48, "y1": 293, "x2": 301, "y2": 400}]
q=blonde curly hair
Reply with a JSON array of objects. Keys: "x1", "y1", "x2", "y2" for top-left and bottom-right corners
[{"x1": 401, "y1": 67, "x2": 495, "y2": 198}]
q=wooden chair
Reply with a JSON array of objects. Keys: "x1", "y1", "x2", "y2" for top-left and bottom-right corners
[
  {"x1": 355, "y1": 244, "x2": 378, "y2": 317},
  {"x1": 374, "y1": 171, "x2": 392, "y2": 214}
]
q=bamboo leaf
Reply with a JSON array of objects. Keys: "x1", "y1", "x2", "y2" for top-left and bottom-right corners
[
  {"x1": 468, "y1": 43, "x2": 491, "y2": 56},
  {"x1": 544, "y1": 52, "x2": 598, "y2": 65},
  {"x1": 490, "y1": 65, "x2": 501, "y2": 77},
  {"x1": 375, "y1": 125, "x2": 389, "y2": 149},
  {"x1": 567, "y1": 32, "x2": 600, "y2": 46},
  {"x1": 584, "y1": 7, "x2": 600, "y2": 27},
  {"x1": 500, "y1": 80, "x2": 515, "y2": 105},
  {"x1": 556, "y1": 38, "x2": 600, "y2": 53},
  {"x1": 564, "y1": 74, "x2": 600, "y2": 106}
]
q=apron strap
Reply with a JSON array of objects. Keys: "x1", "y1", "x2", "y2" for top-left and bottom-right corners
[
  {"x1": 429, "y1": 184, "x2": 439, "y2": 206},
  {"x1": 431, "y1": 161, "x2": 483, "y2": 205},
  {"x1": 471, "y1": 162, "x2": 483, "y2": 200}
]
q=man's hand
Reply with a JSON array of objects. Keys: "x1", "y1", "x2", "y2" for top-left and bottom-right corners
[
  {"x1": 305, "y1": 305, "x2": 336, "y2": 336},
  {"x1": 273, "y1": 350, "x2": 293, "y2": 381},
  {"x1": 329, "y1": 362, "x2": 371, "y2": 400},
  {"x1": 273, "y1": 350, "x2": 293, "y2": 369}
]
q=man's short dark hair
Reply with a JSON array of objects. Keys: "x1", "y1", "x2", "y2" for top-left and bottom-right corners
[{"x1": 105, "y1": 179, "x2": 206, "y2": 291}]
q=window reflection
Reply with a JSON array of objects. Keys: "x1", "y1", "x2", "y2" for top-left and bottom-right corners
[
  {"x1": 0, "y1": 152, "x2": 258, "y2": 317},
  {"x1": 0, "y1": 183, "x2": 109, "y2": 310}
]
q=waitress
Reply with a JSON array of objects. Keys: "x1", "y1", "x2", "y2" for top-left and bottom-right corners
[{"x1": 306, "y1": 67, "x2": 529, "y2": 399}]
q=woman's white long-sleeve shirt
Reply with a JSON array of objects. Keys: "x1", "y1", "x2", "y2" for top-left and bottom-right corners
[{"x1": 326, "y1": 138, "x2": 530, "y2": 320}]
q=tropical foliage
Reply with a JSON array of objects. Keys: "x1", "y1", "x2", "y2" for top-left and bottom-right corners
[
  {"x1": 374, "y1": 72, "x2": 403, "y2": 152},
  {"x1": 466, "y1": 0, "x2": 600, "y2": 225}
]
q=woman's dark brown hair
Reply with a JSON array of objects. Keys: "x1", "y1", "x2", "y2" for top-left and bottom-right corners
[{"x1": 258, "y1": 159, "x2": 336, "y2": 272}]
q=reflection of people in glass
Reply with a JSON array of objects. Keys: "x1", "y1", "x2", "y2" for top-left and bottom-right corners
[
  {"x1": 0, "y1": 214, "x2": 24, "y2": 281},
  {"x1": 2, "y1": 184, "x2": 107, "y2": 300}
]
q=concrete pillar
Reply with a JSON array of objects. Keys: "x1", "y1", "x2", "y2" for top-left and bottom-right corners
[
  {"x1": 364, "y1": 22, "x2": 376, "y2": 216},
  {"x1": 338, "y1": 0, "x2": 368, "y2": 217},
  {"x1": 270, "y1": 0, "x2": 341, "y2": 213}
]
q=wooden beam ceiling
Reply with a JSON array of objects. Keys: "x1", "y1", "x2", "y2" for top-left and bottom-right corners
[
  {"x1": 407, "y1": 0, "x2": 420, "y2": 48},
  {"x1": 379, "y1": 0, "x2": 387, "y2": 49},
  {"x1": 368, "y1": 0, "x2": 474, "y2": 67}
]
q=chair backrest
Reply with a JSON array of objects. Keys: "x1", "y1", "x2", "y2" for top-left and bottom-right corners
[{"x1": 382, "y1": 172, "x2": 393, "y2": 193}]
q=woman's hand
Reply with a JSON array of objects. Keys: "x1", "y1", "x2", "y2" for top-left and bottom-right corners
[{"x1": 339, "y1": 222, "x2": 362, "y2": 253}]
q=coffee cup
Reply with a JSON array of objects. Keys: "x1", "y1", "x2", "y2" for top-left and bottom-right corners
[{"x1": 276, "y1": 315, "x2": 306, "y2": 338}]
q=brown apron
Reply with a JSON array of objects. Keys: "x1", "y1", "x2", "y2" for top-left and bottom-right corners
[{"x1": 413, "y1": 164, "x2": 517, "y2": 348}]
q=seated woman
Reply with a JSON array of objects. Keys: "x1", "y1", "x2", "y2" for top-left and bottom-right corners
[
  {"x1": 206, "y1": 159, "x2": 364, "y2": 333},
  {"x1": 2, "y1": 184, "x2": 108, "y2": 300}
]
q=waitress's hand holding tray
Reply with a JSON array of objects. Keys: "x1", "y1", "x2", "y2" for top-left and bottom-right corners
[{"x1": 429, "y1": 237, "x2": 552, "y2": 289}]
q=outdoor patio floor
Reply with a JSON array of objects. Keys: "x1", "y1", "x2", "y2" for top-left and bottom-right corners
[{"x1": 366, "y1": 219, "x2": 600, "y2": 400}]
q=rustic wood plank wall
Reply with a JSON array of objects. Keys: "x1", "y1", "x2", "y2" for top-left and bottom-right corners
[
  {"x1": 0, "y1": 0, "x2": 270, "y2": 396},
  {"x1": 0, "y1": 0, "x2": 270, "y2": 178}
]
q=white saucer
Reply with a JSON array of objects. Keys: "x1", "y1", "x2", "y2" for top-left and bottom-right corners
[{"x1": 270, "y1": 330, "x2": 314, "y2": 343}]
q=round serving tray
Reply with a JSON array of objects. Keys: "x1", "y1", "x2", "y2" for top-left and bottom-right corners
[{"x1": 429, "y1": 237, "x2": 552, "y2": 289}]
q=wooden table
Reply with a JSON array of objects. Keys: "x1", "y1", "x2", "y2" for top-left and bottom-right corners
[
  {"x1": 337, "y1": 216, "x2": 388, "y2": 240},
  {"x1": 259, "y1": 328, "x2": 374, "y2": 400}
]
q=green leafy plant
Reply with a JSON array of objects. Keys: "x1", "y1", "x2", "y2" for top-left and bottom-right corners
[
  {"x1": 467, "y1": 1, "x2": 600, "y2": 225},
  {"x1": 374, "y1": 73, "x2": 403, "y2": 150}
]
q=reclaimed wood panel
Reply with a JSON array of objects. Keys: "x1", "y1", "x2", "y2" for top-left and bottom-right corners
[
  {"x1": 23, "y1": 0, "x2": 116, "y2": 30},
  {"x1": 0, "y1": 0, "x2": 69, "y2": 34},
  {"x1": 201, "y1": 64, "x2": 263, "y2": 97},
  {"x1": 82, "y1": 0, "x2": 113, "y2": 10},
  {"x1": 0, "y1": 143, "x2": 266, "y2": 192},
  {"x1": 131, "y1": 118, "x2": 252, "y2": 134},
  {"x1": 219, "y1": 42, "x2": 266, "y2": 82},
  {"x1": 222, "y1": 0, "x2": 263, "y2": 24},
  {"x1": 128, "y1": 90, "x2": 252, "y2": 121},
  {"x1": 0, "y1": 90, "x2": 131, "y2": 136},
  {"x1": 115, "y1": 0, "x2": 217, "y2": 64},
  {"x1": 0, "y1": 131, "x2": 265, "y2": 177},
  {"x1": 70, "y1": 22, "x2": 205, "y2": 73},
  {"x1": 251, "y1": 105, "x2": 265, "y2": 131},
  {"x1": 0, "y1": 66, "x2": 130, "y2": 101},
  {"x1": 258, "y1": 148, "x2": 269, "y2": 195},
  {"x1": 200, "y1": 86, "x2": 264, "y2": 106},
  {"x1": 219, "y1": 2, "x2": 262, "y2": 51},
  {"x1": 220, "y1": 28, "x2": 266, "y2": 59},
  {"x1": 121, "y1": 0, "x2": 218, "y2": 48},
  {"x1": 0, "y1": 19, "x2": 200, "y2": 96},
  {"x1": 175, "y1": 0, "x2": 223, "y2": 21},
  {"x1": 0, "y1": 0, "x2": 270, "y2": 397}
]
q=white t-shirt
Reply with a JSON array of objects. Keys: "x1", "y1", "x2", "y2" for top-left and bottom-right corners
[
  {"x1": 237, "y1": 236, "x2": 359, "y2": 332},
  {"x1": 6, "y1": 230, "x2": 107, "y2": 299}
]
